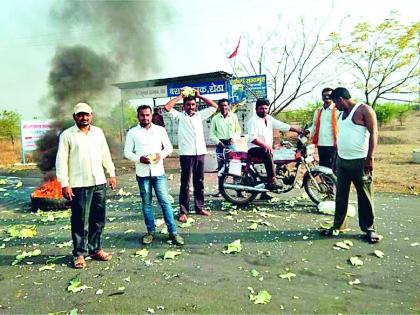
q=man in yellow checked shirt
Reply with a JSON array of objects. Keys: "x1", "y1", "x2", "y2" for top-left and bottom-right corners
[{"x1": 209, "y1": 98, "x2": 241, "y2": 197}]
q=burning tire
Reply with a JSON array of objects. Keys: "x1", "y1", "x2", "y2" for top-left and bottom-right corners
[
  {"x1": 31, "y1": 177, "x2": 70, "y2": 212},
  {"x1": 31, "y1": 196, "x2": 70, "y2": 212}
]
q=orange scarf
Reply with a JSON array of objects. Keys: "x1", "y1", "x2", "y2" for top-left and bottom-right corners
[{"x1": 312, "y1": 105, "x2": 338, "y2": 147}]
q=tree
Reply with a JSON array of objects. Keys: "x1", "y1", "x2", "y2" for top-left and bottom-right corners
[
  {"x1": 333, "y1": 15, "x2": 420, "y2": 108},
  {"x1": 231, "y1": 18, "x2": 334, "y2": 115},
  {"x1": 0, "y1": 110, "x2": 21, "y2": 145}
]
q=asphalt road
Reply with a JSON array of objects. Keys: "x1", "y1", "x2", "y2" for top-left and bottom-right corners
[{"x1": 0, "y1": 172, "x2": 419, "y2": 314}]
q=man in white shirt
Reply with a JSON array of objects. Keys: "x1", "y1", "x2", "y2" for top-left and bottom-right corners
[
  {"x1": 124, "y1": 105, "x2": 184, "y2": 246},
  {"x1": 56, "y1": 102, "x2": 116, "y2": 269},
  {"x1": 247, "y1": 98, "x2": 304, "y2": 190},
  {"x1": 164, "y1": 89, "x2": 218, "y2": 223},
  {"x1": 307, "y1": 88, "x2": 339, "y2": 169}
]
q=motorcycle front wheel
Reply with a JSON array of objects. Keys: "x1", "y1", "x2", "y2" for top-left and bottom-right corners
[
  {"x1": 303, "y1": 171, "x2": 337, "y2": 205},
  {"x1": 220, "y1": 173, "x2": 259, "y2": 206}
]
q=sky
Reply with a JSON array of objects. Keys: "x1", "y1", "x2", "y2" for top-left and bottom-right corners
[{"x1": 0, "y1": 0, "x2": 418, "y2": 119}]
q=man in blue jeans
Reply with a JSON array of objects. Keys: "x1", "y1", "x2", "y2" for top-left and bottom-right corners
[{"x1": 124, "y1": 105, "x2": 184, "y2": 246}]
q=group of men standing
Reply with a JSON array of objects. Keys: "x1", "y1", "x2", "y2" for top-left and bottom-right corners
[{"x1": 55, "y1": 86, "x2": 381, "y2": 269}]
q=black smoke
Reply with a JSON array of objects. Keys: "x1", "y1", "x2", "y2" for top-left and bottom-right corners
[{"x1": 49, "y1": 0, "x2": 172, "y2": 77}]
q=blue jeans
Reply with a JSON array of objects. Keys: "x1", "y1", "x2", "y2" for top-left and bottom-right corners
[
  {"x1": 136, "y1": 175, "x2": 177, "y2": 235},
  {"x1": 216, "y1": 143, "x2": 236, "y2": 193}
]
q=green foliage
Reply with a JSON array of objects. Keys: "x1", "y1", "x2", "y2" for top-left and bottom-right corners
[
  {"x1": 103, "y1": 103, "x2": 137, "y2": 133},
  {"x1": 333, "y1": 15, "x2": 420, "y2": 107},
  {"x1": 375, "y1": 103, "x2": 416, "y2": 127},
  {"x1": 0, "y1": 110, "x2": 21, "y2": 144},
  {"x1": 276, "y1": 102, "x2": 320, "y2": 126}
]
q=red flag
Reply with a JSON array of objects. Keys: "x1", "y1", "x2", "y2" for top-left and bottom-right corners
[{"x1": 228, "y1": 37, "x2": 241, "y2": 59}]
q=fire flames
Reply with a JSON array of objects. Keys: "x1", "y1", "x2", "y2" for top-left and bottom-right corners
[{"x1": 31, "y1": 177, "x2": 63, "y2": 199}]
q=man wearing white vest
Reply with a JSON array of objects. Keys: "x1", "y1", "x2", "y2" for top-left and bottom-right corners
[
  {"x1": 307, "y1": 87, "x2": 338, "y2": 169},
  {"x1": 321, "y1": 87, "x2": 382, "y2": 243}
]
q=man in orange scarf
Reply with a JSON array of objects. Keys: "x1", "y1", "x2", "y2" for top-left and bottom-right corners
[{"x1": 307, "y1": 88, "x2": 338, "y2": 169}]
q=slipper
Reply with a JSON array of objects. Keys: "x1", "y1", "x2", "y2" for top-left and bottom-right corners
[
  {"x1": 91, "y1": 250, "x2": 112, "y2": 261},
  {"x1": 73, "y1": 255, "x2": 87, "y2": 269},
  {"x1": 320, "y1": 227, "x2": 343, "y2": 237},
  {"x1": 366, "y1": 231, "x2": 383, "y2": 244}
]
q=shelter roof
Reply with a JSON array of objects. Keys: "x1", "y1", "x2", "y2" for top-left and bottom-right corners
[{"x1": 113, "y1": 71, "x2": 232, "y2": 90}]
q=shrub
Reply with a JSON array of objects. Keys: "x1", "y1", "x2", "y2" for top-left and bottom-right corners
[{"x1": 375, "y1": 103, "x2": 416, "y2": 127}]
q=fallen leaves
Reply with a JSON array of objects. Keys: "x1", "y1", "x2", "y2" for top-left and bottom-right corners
[
  {"x1": 163, "y1": 250, "x2": 182, "y2": 260},
  {"x1": 39, "y1": 264, "x2": 55, "y2": 271},
  {"x1": 247, "y1": 223, "x2": 258, "y2": 230},
  {"x1": 279, "y1": 272, "x2": 296, "y2": 281},
  {"x1": 222, "y1": 239, "x2": 242, "y2": 254},
  {"x1": 349, "y1": 256, "x2": 364, "y2": 266},
  {"x1": 134, "y1": 248, "x2": 149, "y2": 258},
  {"x1": 348, "y1": 278, "x2": 361, "y2": 285},
  {"x1": 248, "y1": 287, "x2": 272, "y2": 304},
  {"x1": 374, "y1": 250, "x2": 385, "y2": 258},
  {"x1": 178, "y1": 217, "x2": 195, "y2": 228},
  {"x1": 334, "y1": 240, "x2": 354, "y2": 250},
  {"x1": 67, "y1": 277, "x2": 92, "y2": 293},
  {"x1": 12, "y1": 249, "x2": 41, "y2": 265},
  {"x1": 250, "y1": 269, "x2": 259, "y2": 277},
  {"x1": 7, "y1": 224, "x2": 37, "y2": 238}
]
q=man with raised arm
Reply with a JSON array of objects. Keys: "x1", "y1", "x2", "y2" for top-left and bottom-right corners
[{"x1": 164, "y1": 89, "x2": 218, "y2": 223}]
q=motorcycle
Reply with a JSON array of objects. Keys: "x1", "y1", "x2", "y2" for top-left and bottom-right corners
[{"x1": 219, "y1": 134, "x2": 337, "y2": 206}]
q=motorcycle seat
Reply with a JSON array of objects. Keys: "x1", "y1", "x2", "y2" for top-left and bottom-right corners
[
  {"x1": 226, "y1": 151, "x2": 248, "y2": 161},
  {"x1": 249, "y1": 156, "x2": 265, "y2": 163}
]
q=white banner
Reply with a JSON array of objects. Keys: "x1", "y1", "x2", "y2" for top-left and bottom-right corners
[
  {"x1": 122, "y1": 85, "x2": 167, "y2": 100},
  {"x1": 20, "y1": 119, "x2": 53, "y2": 152}
]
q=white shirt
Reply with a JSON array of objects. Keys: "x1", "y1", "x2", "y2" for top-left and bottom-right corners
[
  {"x1": 124, "y1": 123, "x2": 173, "y2": 177},
  {"x1": 247, "y1": 114, "x2": 290, "y2": 149},
  {"x1": 308, "y1": 104, "x2": 339, "y2": 146},
  {"x1": 337, "y1": 103, "x2": 370, "y2": 159},
  {"x1": 167, "y1": 107, "x2": 216, "y2": 155},
  {"x1": 56, "y1": 125, "x2": 115, "y2": 188}
]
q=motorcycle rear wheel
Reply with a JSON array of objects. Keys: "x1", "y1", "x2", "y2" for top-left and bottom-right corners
[
  {"x1": 303, "y1": 171, "x2": 337, "y2": 205},
  {"x1": 220, "y1": 173, "x2": 258, "y2": 206}
]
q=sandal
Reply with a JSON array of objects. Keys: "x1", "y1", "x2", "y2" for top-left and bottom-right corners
[
  {"x1": 91, "y1": 250, "x2": 112, "y2": 261},
  {"x1": 366, "y1": 231, "x2": 383, "y2": 244},
  {"x1": 73, "y1": 255, "x2": 87, "y2": 269},
  {"x1": 320, "y1": 227, "x2": 343, "y2": 237}
]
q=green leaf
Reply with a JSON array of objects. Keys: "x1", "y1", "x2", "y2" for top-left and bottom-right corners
[
  {"x1": 374, "y1": 250, "x2": 384, "y2": 258},
  {"x1": 247, "y1": 223, "x2": 258, "y2": 230},
  {"x1": 67, "y1": 277, "x2": 81, "y2": 293},
  {"x1": 163, "y1": 250, "x2": 182, "y2": 260},
  {"x1": 222, "y1": 239, "x2": 242, "y2": 254},
  {"x1": 279, "y1": 272, "x2": 296, "y2": 281},
  {"x1": 39, "y1": 264, "x2": 56, "y2": 271},
  {"x1": 349, "y1": 278, "x2": 361, "y2": 285},
  {"x1": 12, "y1": 249, "x2": 41, "y2": 265},
  {"x1": 67, "y1": 277, "x2": 91, "y2": 293},
  {"x1": 349, "y1": 256, "x2": 364, "y2": 266},
  {"x1": 68, "y1": 308, "x2": 78, "y2": 315},
  {"x1": 250, "y1": 269, "x2": 259, "y2": 277},
  {"x1": 249, "y1": 290, "x2": 272, "y2": 304},
  {"x1": 134, "y1": 248, "x2": 149, "y2": 258},
  {"x1": 7, "y1": 225, "x2": 37, "y2": 239}
]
